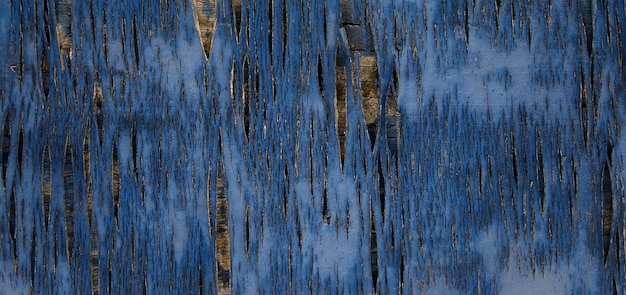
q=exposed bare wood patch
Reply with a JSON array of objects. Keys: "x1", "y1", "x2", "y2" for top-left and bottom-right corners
[
  {"x1": 55, "y1": 0, "x2": 72, "y2": 52},
  {"x1": 336, "y1": 58, "x2": 348, "y2": 161},
  {"x1": 602, "y1": 161, "x2": 613, "y2": 264},
  {"x1": 63, "y1": 139, "x2": 75, "y2": 261},
  {"x1": 194, "y1": 0, "x2": 217, "y2": 56},
  {"x1": 42, "y1": 143, "x2": 52, "y2": 227},
  {"x1": 215, "y1": 166, "x2": 231, "y2": 295},
  {"x1": 112, "y1": 145, "x2": 120, "y2": 230},
  {"x1": 359, "y1": 55, "x2": 380, "y2": 124},
  {"x1": 1, "y1": 115, "x2": 17, "y2": 262}
]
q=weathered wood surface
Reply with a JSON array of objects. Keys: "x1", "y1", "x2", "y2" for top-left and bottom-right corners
[{"x1": 1, "y1": 0, "x2": 625, "y2": 294}]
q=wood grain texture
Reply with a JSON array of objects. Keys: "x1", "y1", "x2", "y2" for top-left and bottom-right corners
[{"x1": 0, "y1": 0, "x2": 625, "y2": 294}]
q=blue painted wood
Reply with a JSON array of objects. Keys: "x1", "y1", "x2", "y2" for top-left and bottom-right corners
[{"x1": 0, "y1": 0, "x2": 624, "y2": 293}]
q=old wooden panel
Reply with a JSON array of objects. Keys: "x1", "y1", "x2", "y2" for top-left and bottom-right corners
[{"x1": 0, "y1": 0, "x2": 625, "y2": 294}]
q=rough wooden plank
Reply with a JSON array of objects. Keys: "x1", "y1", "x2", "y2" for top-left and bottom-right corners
[{"x1": 0, "y1": 0, "x2": 625, "y2": 294}]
